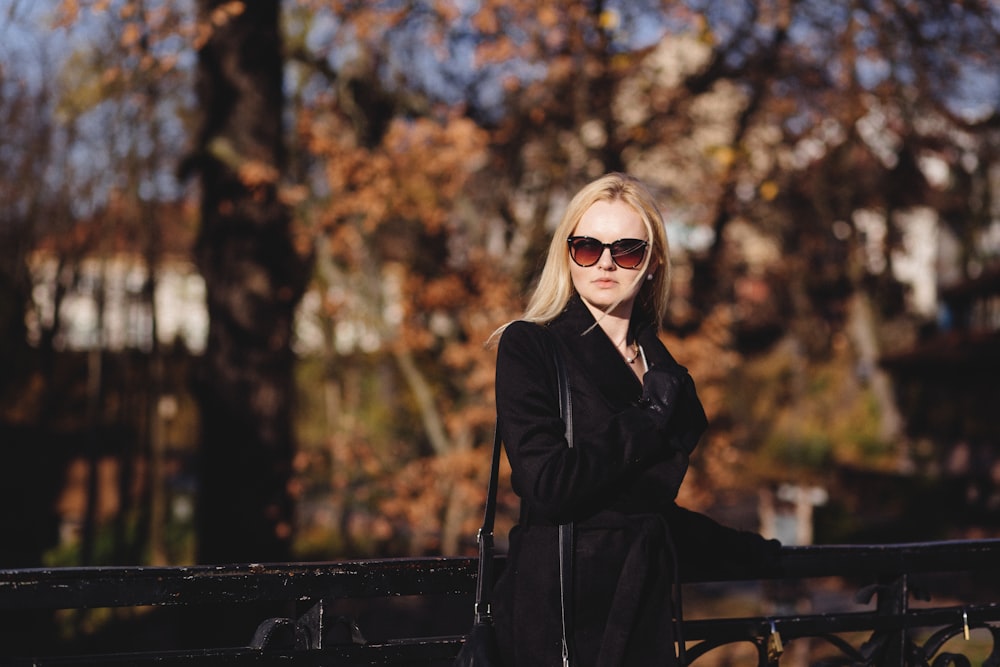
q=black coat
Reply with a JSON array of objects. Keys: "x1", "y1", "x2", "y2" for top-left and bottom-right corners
[{"x1": 492, "y1": 296, "x2": 779, "y2": 667}]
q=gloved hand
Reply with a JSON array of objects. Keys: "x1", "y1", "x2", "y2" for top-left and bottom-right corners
[
  {"x1": 668, "y1": 505, "x2": 784, "y2": 579},
  {"x1": 639, "y1": 363, "x2": 688, "y2": 428},
  {"x1": 640, "y1": 363, "x2": 708, "y2": 454}
]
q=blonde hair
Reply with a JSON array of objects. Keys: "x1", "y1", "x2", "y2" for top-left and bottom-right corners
[{"x1": 489, "y1": 172, "x2": 672, "y2": 344}]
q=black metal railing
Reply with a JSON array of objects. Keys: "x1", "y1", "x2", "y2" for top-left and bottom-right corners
[{"x1": 2, "y1": 539, "x2": 999, "y2": 666}]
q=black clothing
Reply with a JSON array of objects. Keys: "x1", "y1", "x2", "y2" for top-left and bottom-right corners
[{"x1": 492, "y1": 295, "x2": 779, "y2": 667}]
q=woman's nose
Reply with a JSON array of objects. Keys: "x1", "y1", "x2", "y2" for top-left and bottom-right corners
[{"x1": 596, "y1": 246, "x2": 615, "y2": 268}]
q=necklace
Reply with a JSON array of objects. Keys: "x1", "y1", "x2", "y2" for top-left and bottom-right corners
[{"x1": 623, "y1": 341, "x2": 640, "y2": 364}]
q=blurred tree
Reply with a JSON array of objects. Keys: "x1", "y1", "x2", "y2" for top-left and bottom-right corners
[
  {"x1": 0, "y1": 28, "x2": 65, "y2": 568},
  {"x1": 9, "y1": 0, "x2": 200, "y2": 568},
  {"x1": 286, "y1": 0, "x2": 1000, "y2": 550},
  {"x1": 3, "y1": 0, "x2": 998, "y2": 565},
  {"x1": 0, "y1": 45, "x2": 50, "y2": 417},
  {"x1": 185, "y1": 0, "x2": 311, "y2": 563}
]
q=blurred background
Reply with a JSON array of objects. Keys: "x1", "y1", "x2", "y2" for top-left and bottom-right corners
[{"x1": 1, "y1": 0, "x2": 998, "y2": 581}]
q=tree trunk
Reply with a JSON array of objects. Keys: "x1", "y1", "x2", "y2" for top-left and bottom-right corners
[
  {"x1": 846, "y1": 292, "x2": 903, "y2": 444},
  {"x1": 191, "y1": 0, "x2": 308, "y2": 564}
]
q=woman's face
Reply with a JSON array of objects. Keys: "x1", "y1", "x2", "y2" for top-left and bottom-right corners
[{"x1": 568, "y1": 199, "x2": 653, "y2": 320}]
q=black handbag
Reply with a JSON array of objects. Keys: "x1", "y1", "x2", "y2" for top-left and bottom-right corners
[{"x1": 454, "y1": 335, "x2": 574, "y2": 667}]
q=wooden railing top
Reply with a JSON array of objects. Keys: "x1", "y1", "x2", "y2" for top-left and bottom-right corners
[
  {"x1": 2, "y1": 539, "x2": 999, "y2": 611},
  {"x1": 2, "y1": 539, "x2": 1000, "y2": 666}
]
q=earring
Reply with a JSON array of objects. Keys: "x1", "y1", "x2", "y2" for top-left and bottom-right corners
[{"x1": 646, "y1": 274, "x2": 654, "y2": 281}]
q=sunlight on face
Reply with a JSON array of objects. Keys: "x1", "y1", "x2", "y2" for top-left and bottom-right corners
[{"x1": 569, "y1": 199, "x2": 650, "y2": 320}]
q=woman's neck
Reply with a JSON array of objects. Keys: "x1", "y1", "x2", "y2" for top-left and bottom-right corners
[
  {"x1": 585, "y1": 304, "x2": 632, "y2": 349},
  {"x1": 580, "y1": 299, "x2": 646, "y2": 379}
]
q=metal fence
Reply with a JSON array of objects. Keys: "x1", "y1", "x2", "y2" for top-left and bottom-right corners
[{"x1": 2, "y1": 539, "x2": 999, "y2": 666}]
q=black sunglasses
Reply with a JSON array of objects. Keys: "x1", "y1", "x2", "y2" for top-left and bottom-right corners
[{"x1": 567, "y1": 236, "x2": 649, "y2": 269}]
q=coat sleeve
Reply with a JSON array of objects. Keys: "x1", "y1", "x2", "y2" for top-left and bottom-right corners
[
  {"x1": 666, "y1": 504, "x2": 783, "y2": 579},
  {"x1": 496, "y1": 321, "x2": 681, "y2": 523}
]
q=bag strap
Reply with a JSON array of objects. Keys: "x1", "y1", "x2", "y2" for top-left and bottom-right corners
[
  {"x1": 553, "y1": 342, "x2": 574, "y2": 667},
  {"x1": 473, "y1": 422, "x2": 502, "y2": 624}
]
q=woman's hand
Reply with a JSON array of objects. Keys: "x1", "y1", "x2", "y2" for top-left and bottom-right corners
[
  {"x1": 639, "y1": 364, "x2": 688, "y2": 426},
  {"x1": 639, "y1": 363, "x2": 708, "y2": 455}
]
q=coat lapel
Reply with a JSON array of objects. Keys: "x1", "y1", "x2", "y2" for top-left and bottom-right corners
[
  {"x1": 637, "y1": 323, "x2": 678, "y2": 369},
  {"x1": 548, "y1": 296, "x2": 649, "y2": 408}
]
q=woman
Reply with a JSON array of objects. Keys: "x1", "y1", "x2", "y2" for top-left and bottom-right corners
[{"x1": 490, "y1": 173, "x2": 780, "y2": 667}]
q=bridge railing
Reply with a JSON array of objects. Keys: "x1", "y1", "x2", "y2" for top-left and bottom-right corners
[{"x1": 2, "y1": 539, "x2": 999, "y2": 666}]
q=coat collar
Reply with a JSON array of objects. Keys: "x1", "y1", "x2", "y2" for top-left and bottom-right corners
[{"x1": 547, "y1": 295, "x2": 673, "y2": 405}]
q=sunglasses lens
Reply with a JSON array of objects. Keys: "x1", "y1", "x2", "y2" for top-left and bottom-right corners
[
  {"x1": 568, "y1": 237, "x2": 648, "y2": 268},
  {"x1": 569, "y1": 238, "x2": 604, "y2": 266},
  {"x1": 611, "y1": 239, "x2": 647, "y2": 269}
]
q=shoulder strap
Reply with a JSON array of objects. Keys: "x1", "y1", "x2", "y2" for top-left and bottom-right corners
[
  {"x1": 552, "y1": 338, "x2": 574, "y2": 667},
  {"x1": 473, "y1": 423, "x2": 502, "y2": 624}
]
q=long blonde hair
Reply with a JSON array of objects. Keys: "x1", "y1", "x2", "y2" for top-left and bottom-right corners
[{"x1": 489, "y1": 172, "x2": 672, "y2": 344}]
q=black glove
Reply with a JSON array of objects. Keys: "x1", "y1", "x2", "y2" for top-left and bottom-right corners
[
  {"x1": 640, "y1": 363, "x2": 708, "y2": 454},
  {"x1": 721, "y1": 531, "x2": 784, "y2": 578},
  {"x1": 640, "y1": 363, "x2": 688, "y2": 428},
  {"x1": 668, "y1": 505, "x2": 784, "y2": 579}
]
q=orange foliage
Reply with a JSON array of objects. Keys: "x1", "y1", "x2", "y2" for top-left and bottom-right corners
[
  {"x1": 661, "y1": 305, "x2": 748, "y2": 511},
  {"x1": 35, "y1": 0, "x2": 1000, "y2": 558},
  {"x1": 291, "y1": 48, "x2": 524, "y2": 552},
  {"x1": 377, "y1": 446, "x2": 515, "y2": 556},
  {"x1": 210, "y1": 1, "x2": 246, "y2": 28}
]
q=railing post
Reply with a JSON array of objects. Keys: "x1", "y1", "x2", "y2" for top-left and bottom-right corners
[
  {"x1": 297, "y1": 599, "x2": 323, "y2": 649},
  {"x1": 874, "y1": 574, "x2": 909, "y2": 667}
]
